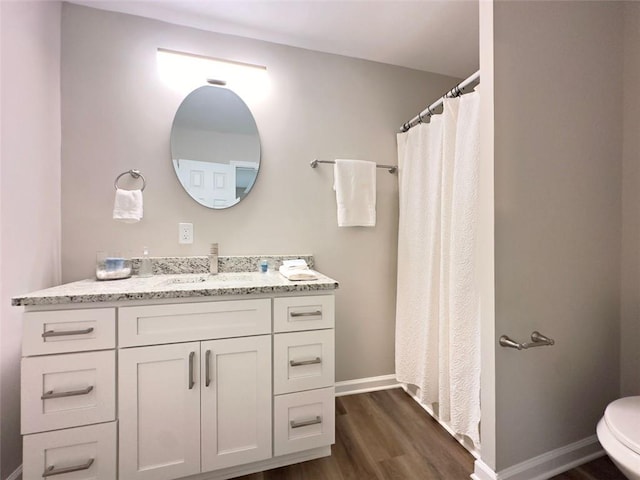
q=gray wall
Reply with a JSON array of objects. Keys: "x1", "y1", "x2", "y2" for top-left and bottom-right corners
[
  {"x1": 621, "y1": 1, "x2": 640, "y2": 397},
  {"x1": 60, "y1": 4, "x2": 459, "y2": 382},
  {"x1": 492, "y1": 1, "x2": 623, "y2": 470},
  {"x1": 0, "y1": 1, "x2": 62, "y2": 477}
]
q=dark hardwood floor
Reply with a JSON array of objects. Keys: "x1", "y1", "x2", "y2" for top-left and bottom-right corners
[
  {"x1": 550, "y1": 455, "x2": 626, "y2": 480},
  {"x1": 237, "y1": 388, "x2": 626, "y2": 480}
]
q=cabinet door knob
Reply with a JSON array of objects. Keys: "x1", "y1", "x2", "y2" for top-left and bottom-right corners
[
  {"x1": 290, "y1": 357, "x2": 322, "y2": 367},
  {"x1": 43, "y1": 458, "x2": 94, "y2": 477},
  {"x1": 41, "y1": 385, "x2": 94, "y2": 400},
  {"x1": 188, "y1": 351, "x2": 195, "y2": 390}
]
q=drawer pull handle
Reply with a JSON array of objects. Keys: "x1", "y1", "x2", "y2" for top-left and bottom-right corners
[
  {"x1": 41, "y1": 385, "x2": 94, "y2": 400},
  {"x1": 290, "y1": 416, "x2": 322, "y2": 429},
  {"x1": 42, "y1": 458, "x2": 94, "y2": 477},
  {"x1": 290, "y1": 310, "x2": 322, "y2": 318},
  {"x1": 188, "y1": 351, "x2": 195, "y2": 390},
  {"x1": 290, "y1": 357, "x2": 322, "y2": 367},
  {"x1": 205, "y1": 350, "x2": 212, "y2": 387},
  {"x1": 42, "y1": 327, "x2": 94, "y2": 338}
]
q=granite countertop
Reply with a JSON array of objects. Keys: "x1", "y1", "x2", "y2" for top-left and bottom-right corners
[
  {"x1": 12, "y1": 255, "x2": 339, "y2": 307},
  {"x1": 12, "y1": 271, "x2": 339, "y2": 306}
]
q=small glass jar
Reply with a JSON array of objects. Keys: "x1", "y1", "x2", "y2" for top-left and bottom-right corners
[
  {"x1": 96, "y1": 251, "x2": 132, "y2": 280},
  {"x1": 259, "y1": 259, "x2": 269, "y2": 273}
]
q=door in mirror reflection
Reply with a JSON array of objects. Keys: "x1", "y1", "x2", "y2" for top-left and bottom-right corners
[{"x1": 171, "y1": 86, "x2": 260, "y2": 209}]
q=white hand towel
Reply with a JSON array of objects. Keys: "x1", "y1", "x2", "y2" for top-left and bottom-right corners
[
  {"x1": 282, "y1": 259, "x2": 309, "y2": 270},
  {"x1": 278, "y1": 265, "x2": 319, "y2": 281},
  {"x1": 113, "y1": 189, "x2": 143, "y2": 223},
  {"x1": 333, "y1": 159, "x2": 376, "y2": 227}
]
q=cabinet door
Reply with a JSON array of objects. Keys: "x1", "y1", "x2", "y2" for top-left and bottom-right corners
[
  {"x1": 22, "y1": 350, "x2": 115, "y2": 434},
  {"x1": 119, "y1": 343, "x2": 201, "y2": 480},
  {"x1": 274, "y1": 329, "x2": 335, "y2": 395},
  {"x1": 23, "y1": 422, "x2": 116, "y2": 480},
  {"x1": 274, "y1": 387, "x2": 335, "y2": 456},
  {"x1": 201, "y1": 336, "x2": 272, "y2": 472},
  {"x1": 23, "y1": 308, "x2": 115, "y2": 356}
]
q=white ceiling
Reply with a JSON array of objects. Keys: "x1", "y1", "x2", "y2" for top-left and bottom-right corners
[{"x1": 69, "y1": 0, "x2": 479, "y2": 78}]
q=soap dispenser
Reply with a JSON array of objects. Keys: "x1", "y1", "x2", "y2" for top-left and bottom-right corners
[{"x1": 139, "y1": 246, "x2": 153, "y2": 277}]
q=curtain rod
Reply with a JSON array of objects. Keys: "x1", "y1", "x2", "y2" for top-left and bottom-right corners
[{"x1": 400, "y1": 70, "x2": 480, "y2": 132}]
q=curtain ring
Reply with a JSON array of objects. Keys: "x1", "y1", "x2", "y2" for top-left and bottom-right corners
[
  {"x1": 427, "y1": 106, "x2": 434, "y2": 116},
  {"x1": 417, "y1": 112, "x2": 424, "y2": 124}
]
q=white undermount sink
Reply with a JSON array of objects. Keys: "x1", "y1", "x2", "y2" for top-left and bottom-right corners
[
  {"x1": 164, "y1": 274, "x2": 211, "y2": 285},
  {"x1": 161, "y1": 272, "x2": 262, "y2": 287}
]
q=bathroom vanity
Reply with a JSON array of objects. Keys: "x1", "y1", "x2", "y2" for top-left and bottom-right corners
[{"x1": 13, "y1": 256, "x2": 339, "y2": 480}]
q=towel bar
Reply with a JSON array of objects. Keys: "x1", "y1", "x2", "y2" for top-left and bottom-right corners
[
  {"x1": 114, "y1": 169, "x2": 146, "y2": 191},
  {"x1": 310, "y1": 159, "x2": 397, "y2": 174}
]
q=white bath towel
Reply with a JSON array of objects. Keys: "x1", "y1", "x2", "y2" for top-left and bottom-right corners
[
  {"x1": 333, "y1": 159, "x2": 376, "y2": 227},
  {"x1": 113, "y1": 189, "x2": 143, "y2": 223}
]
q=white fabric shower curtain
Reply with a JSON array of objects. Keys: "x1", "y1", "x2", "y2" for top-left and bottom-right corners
[{"x1": 395, "y1": 91, "x2": 481, "y2": 447}]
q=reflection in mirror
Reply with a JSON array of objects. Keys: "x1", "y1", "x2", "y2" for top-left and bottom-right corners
[{"x1": 171, "y1": 86, "x2": 260, "y2": 209}]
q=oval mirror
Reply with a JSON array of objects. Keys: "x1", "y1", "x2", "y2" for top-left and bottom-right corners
[{"x1": 171, "y1": 86, "x2": 260, "y2": 209}]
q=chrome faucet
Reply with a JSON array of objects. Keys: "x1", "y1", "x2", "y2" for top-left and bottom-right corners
[{"x1": 209, "y1": 243, "x2": 219, "y2": 275}]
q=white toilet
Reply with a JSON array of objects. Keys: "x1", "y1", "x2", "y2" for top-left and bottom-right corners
[{"x1": 597, "y1": 396, "x2": 640, "y2": 480}]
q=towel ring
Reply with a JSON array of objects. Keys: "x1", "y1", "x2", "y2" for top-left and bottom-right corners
[{"x1": 114, "y1": 169, "x2": 146, "y2": 191}]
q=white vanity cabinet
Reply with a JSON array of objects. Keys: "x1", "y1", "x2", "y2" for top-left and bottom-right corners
[
  {"x1": 20, "y1": 290, "x2": 336, "y2": 480},
  {"x1": 118, "y1": 336, "x2": 272, "y2": 480},
  {"x1": 20, "y1": 308, "x2": 117, "y2": 480},
  {"x1": 272, "y1": 296, "x2": 336, "y2": 457}
]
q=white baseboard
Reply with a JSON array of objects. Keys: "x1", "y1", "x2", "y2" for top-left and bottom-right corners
[
  {"x1": 472, "y1": 435, "x2": 604, "y2": 480},
  {"x1": 6, "y1": 465, "x2": 22, "y2": 480},
  {"x1": 471, "y1": 459, "x2": 498, "y2": 480},
  {"x1": 335, "y1": 374, "x2": 400, "y2": 396}
]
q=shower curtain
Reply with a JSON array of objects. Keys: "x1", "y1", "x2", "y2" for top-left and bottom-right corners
[{"x1": 395, "y1": 91, "x2": 481, "y2": 447}]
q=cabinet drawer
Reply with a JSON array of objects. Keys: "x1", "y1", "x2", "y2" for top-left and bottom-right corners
[
  {"x1": 273, "y1": 295, "x2": 334, "y2": 333},
  {"x1": 119, "y1": 299, "x2": 271, "y2": 347},
  {"x1": 274, "y1": 330, "x2": 334, "y2": 395},
  {"x1": 274, "y1": 387, "x2": 335, "y2": 456},
  {"x1": 22, "y1": 308, "x2": 115, "y2": 356},
  {"x1": 21, "y1": 351, "x2": 115, "y2": 434},
  {"x1": 23, "y1": 421, "x2": 116, "y2": 480}
]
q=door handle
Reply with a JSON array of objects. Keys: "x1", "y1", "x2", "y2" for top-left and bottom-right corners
[
  {"x1": 290, "y1": 416, "x2": 322, "y2": 429},
  {"x1": 188, "y1": 351, "x2": 195, "y2": 389},
  {"x1": 290, "y1": 357, "x2": 322, "y2": 367},
  {"x1": 42, "y1": 327, "x2": 94, "y2": 338},
  {"x1": 205, "y1": 350, "x2": 212, "y2": 387},
  {"x1": 43, "y1": 458, "x2": 94, "y2": 477},
  {"x1": 290, "y1": 310, "x2": 322, "y2": 318},
  {"x1": 41, "y1": 385, "x2": 94, "y2": 400}
]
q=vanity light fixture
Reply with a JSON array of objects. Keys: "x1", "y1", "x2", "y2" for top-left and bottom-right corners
[{"x1": 157, "y1": 48, "x2": 269, "y2": 101}]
